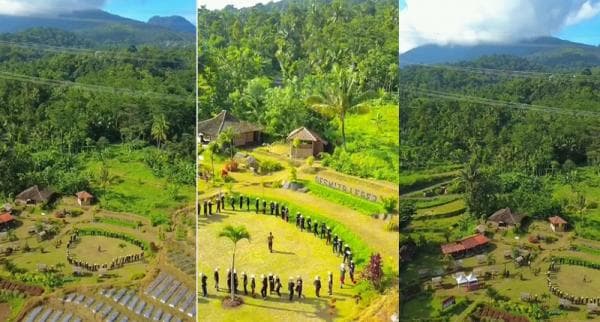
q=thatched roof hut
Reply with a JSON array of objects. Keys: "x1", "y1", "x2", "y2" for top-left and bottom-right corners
[
  {"x1": 488, "y1": 208, "x2": 524, "y2": 228},
  {"x1": 287, "y1": 127, "x2": 327, "y2": 158},
  {"x1": 198, "y1": 110, "x2": 262, "y2": 146},
  {"x1": 15, "y1": 185, "x2": 55, "y2": 205}
]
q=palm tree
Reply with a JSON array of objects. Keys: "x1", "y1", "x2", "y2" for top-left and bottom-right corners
[
  {"x1": 306, "y1": 64, "x2": 373, "y2": 150},
  {"x1": 151, "y1": 114, "x2": 169, "y2": 149},
  {"x1": 206, "y1": 142, "x2": 219, "y2": 183},
  {"x1": 218, "y1": 225, "x2": 251, "y2": 302}
]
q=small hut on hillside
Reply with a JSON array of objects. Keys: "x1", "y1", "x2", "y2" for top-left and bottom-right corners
[
  {"x1": 548, "y1": 215, "x2": 567, "y2": 232},
  {"x1": 15, "y1": 185, "x2": 55, "y2": 205},
  {"x1": 198, "y1": 110, "x2": 262, "y2": 147},
  {"x1": 286, "y1": 127, "x2": 328, "y2": 159},
  {"x1": 75, "y1": 191, "x2": 94, "y2": 206},
  {"x1": 487, "y1": 208, "x2": 524, "y2": 229}
]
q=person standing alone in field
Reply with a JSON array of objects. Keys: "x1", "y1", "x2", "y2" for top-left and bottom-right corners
[{"x1": 268, "y1": 232, "x2": 274, "y2": 253}]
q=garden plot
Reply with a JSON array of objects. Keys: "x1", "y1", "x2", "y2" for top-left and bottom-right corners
[
  {"x1": 142, "y1": 271, "x2": 195, "y2": 319},
  {"x1": 167, "y1": 249, "x2": 195, "y2": 276}
]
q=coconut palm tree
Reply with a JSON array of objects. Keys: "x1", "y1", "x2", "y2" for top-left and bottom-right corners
[
  {"x1": 151, "y1": 114, "x2": 169, "y2": 149},
  {"x1": 218, "y1": 225, "x2": 251, "y2": 302},
  {"x1": 306, "y1": 64, "x2": 373, "y2": 150},
  {"x1": 217, "y1": 128, "x2": 236, "y2": 161},
  {"x1": 206, "y1": 141, "x2": 219, "y2": 183}
]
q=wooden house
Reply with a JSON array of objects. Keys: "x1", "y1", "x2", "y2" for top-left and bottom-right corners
[
  {"x1": 198, "y1": 110, "x2": 262, "y2": 147},
  {"x1": 286, "y1": 127, "x2": 327, "y2": 159},
  {"x1": 76, "y1": 191, "x2": 94, "y2": 206},
  {"x1": 548, "y1": 215, "x2": 567, "y2": 232}
]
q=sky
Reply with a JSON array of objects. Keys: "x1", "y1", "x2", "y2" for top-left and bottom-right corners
[
  {"x1": 198, "y1": 0, "x2": 282, "y2": 10},
  {"x1": 400, "y1": 0, "x2": 600, "y2": 53},
  {"x1": 0, "y1": 0, "x2": 196, "y2": 24}
]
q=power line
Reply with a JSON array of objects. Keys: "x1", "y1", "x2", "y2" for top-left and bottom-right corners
[
  {"x1": 400, "y1": 59, "x2": 600, "y2": 81},
  {"x1": 0, "y1": 40, "x2": 189, "y2": 65},
  {"x1": 0, "y1": 71, "x2": 193, "y2": 103},
  {"x1": 401, "y1": 86, "x2": 600, "y2": 118}
]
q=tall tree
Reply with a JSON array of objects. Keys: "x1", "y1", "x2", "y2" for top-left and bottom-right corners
[
  {"x1": 218, "y1": 225, "x2": 251, "y2": 302},
  {"x1": 151, "y1": 114, "x2": 170, "y2": 149}
]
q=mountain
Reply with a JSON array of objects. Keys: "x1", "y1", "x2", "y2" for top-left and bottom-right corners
[
  {"x1": 400, "y1": 37, "x2": 600, "y2": 69},
  {"x1": 148, "y1": 16, "x2": 195, "y2": 34},
  {"x1": 0, "y1": 10, "x2": 194, "y2": 45}
]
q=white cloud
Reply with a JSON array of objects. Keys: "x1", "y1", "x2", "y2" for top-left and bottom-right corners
[
  {"x1": 0, "y1": 0, "x2": 106, "y2": 16},
  {"x1": 400, "y1": 0, "x2": 600, "y2": 53},
  {"x1": 198, "y1": 0, "x2": 282, "y2": 11}
]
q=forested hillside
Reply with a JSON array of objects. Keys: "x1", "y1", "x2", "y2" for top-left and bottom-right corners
[
  {"x1": 0, "y1": 28, "x2": 195, "y2": 200},
  {"x1": 198, "y1": 0, "x2": 399, "y2": 182}
]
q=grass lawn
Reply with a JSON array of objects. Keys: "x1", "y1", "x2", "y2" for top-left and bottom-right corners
[
  {"x1": 554, "y1": 265, "x2": 600, "y2": 298},
  {"x1": 70, "y1": 235, "x2": 141, "y2": 262},
  {"x1": 83, "y1": 146, "x2": 195, "y2": 224},
  {"x1": 198, "y1": 209, "x2": 361, "y2": 322}
]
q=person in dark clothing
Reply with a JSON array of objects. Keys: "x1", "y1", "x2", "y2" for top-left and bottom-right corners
[
  {"x1": 251, "y1": 275, "x2": 256, "y2": 296},
  {"x1": 214, "y1": 268, "x2": 219, "y2": 291},
  {"x1": 300, "y1": 215, "x2": 305, "y2": 231},
  {"x1": 269, "y1": 201, "x2": 274, "y2": 215},
  {"x1": 203, "y1": 200, "x2": 208, "y2": 216},
  {"x1": 288, "y1": 278, "x2": 295, "y2": 301},
  {"x1": 261, "y1": 275, "x2": 268, "y2": 299},
  {"x1": 220, "y1": 195, "x2": 225, "y2": 209},
  {"x1": 275, "y1": 276, "x2": 282, "y2": 297},
  {"x1": 285, "y1": 209, "x2": 289, "y2": 222},
  {"x1": 216, "y1": 198, "x2": 221, "y2": 213},
  {"x1": 275, "y1": 202, "x2": 279, "y2": 216},
  {"x1": 268, "y1": 232, "x2": 274, "y2": 253},
  {"x1": 208, "y1": 200, "x2": 213, "y2": 215},
  {"x1": 239, "y1": 195, "x2": 243, "y2": 209},
  {"x1": 246, "y1": 197, "x2": 250, "y2": 211},
  {"x1": 338, "y1": 240, "x2": 344, "y2": 256},
  {"x1": 255, "y1": 198, "x2": 259, "y2": 213},
  {"x1": 306, "y1": 217, "x2": 312, "y2": 231},
  {"x1": 313, "y1": 221, "x2": 319, "y2": 236},
  {"x1": 268, "y1": 273, "x2": 274, "y2": 294},
  {"x1": 230, "y1": 197, "x2": 235, "y2": 211},
  {"x1": 262, "y1": 200, "x2": 267, "y2": 214},
  {"x1": 321, "y1": 224, "x2": 326, "y2": 239},
  {"x1": 226, "y1": 269, "x2": 232, "y2": 292},
  {"x1": 314, "y1": 276, "x2": 321, "y2": 297},
  {"x1": 326, "y1": 227, "x2": 332, "y2": 244},
  {"x1": 328, "y1": 271, "x2": 333, "y2": 295},
  {"x1": 201, "y1": 273, "x2": 208, "y2": 297},
  {"x1": 332, "y1": 237, "x2": 338, "y2": 253},
  {"x1": 295, "y1": 276, "x2": 303, "y2": 299},
  {"x1": 234, "y1": 270, "x2": 239, "y2": 294},
  {"x1": 242, "y1": 272, "x2": 248, "y2": 295},
  {"x1": 349, "y1": 260, "x2": 356, "y2": 283},
  {"x1": 295, "y1": 213, "x2": 301, "y2": 227}
]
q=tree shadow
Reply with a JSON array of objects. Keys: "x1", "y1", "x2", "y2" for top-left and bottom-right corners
[{"x1": 272, "y1": 250, "x2": 295, "y2": 255}]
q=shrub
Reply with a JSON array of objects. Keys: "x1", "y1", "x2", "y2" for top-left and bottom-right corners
[
  {"x1": 381, "y1": 197, "x2": 398, "y2": 214},
  {"x1": 260, "y1": 159, "x2": 283, "y2": 174},
  {"x1": 306, "y1": 156, "x2": 315, "y2": 167}
]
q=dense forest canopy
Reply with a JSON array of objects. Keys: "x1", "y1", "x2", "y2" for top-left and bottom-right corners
[
  {"x1": 0, "y1": 27, "x2": 195, "y2": 199},
  {"x1": 198, "y1": 0, "x2": 399, "y2": 182},
  {"x1": 401, "y1": 55, "x2": 600, "y2": 174}
]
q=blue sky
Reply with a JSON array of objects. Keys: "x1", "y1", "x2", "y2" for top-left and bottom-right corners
[
  {"x1": 104, "y1": 0, "x2": 196, "y2": 24},
  {"x1": 400, "y1": 0, "x2": 600, "y2": 52}
]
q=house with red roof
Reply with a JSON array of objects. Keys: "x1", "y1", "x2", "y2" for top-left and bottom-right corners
[
  {"x1": 0, "y1": 213, "x2": 15, "y2": 231},
  {"x1": 441, "y1": 234, "x2": 490, "y2": 258}
]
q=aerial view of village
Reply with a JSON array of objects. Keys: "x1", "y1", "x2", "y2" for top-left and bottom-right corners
[
  {"x1": 197, "y1": 0, "x2": 399, "y2": 321},
  {"x1": 400, "y1": 1, "x2": 600, "y2": 321},
  {"x1": 0, "y1": 1, "x2": 196, "y2": 321}
]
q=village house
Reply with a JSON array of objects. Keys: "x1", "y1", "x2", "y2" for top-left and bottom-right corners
[
  {"x1": 487, "y1": 207, "x2": 524, "y2": 229},
  {"x1": 0, "y1": 213, "x2": 15, "y2": 231},
  {"x1": 441, "y1": 233, "x2": 490, "y2": 258},
  {"x1": 75, "y1": 191, "x2": 94, "y2": 206},
  {"x1": 287, "y1": 127, "x2": 328, "y2": 159},
  {"x1": 198, "y1": 110, "x2": 262, "y2": 147},
  {"x1": 548, "y1": 215, "x2": 568, "y2": 232},
  {"x1": 14, "y1": 185, "x2": 55, "y2": 205}
]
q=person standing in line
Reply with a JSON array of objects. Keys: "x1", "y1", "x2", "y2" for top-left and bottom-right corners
[
  {"x1": 332, "y1": 236, "x2": 338, "y2": 254},
  {"x1": 208, "y1": 199, "x2": 213, "y2": 215},
  {"x1": 267, "y1": 232, "x2": 274, "y2": 253},
  {"x1": 239, "y1": 195, "x2": 243, "y2": 209},
  {"x1": 261, "y1": 274, "x2": 268, "y2": 299},
  {"x1": 226, "y1": 268, "x2": 231, "y2": 292},
  {"x1": 242, "y1": 272, "x2": 248, "y2": 295},
  {"x1": 221, "y1": 195, "x2": 225, "y2": 210},
  {"x1": 214, "y1": 268, "x2": 219, "y2": 291},
  {"x1": 275, "y1": 275, "x2": 282, "y2": 297},
  {"x1": 201, "y1": 273, "x2": 208, "y2": 297},
  {"x1": 328, "y1": 271, "x2": 333, "y2": 295},
  {"x1": 230, "y1": 196, "x2": 235, "y2": 211},
  {"x1": 296, "y1": 213, "x2": 301, "y2": 227},
  {"x1": 340, "y1": 263, "x2": 346, "y2": 288},
  {"x1": 246, "y1": 196, "x2": 250, "y2": 211},
  {"x1": 268, "y1": 273, "x2": 274, "y2": 294},
  {"x1": 203, "y1": 200, "x2": 208, "y2": 216},
  {"x1": 349, "y1": 260, "x2": 356, "y2": 284},
  {"x1": 326, "y1": 227, "x2": 332, "y2": 244},
  {"x1": 314, "y1": 276, "x2": 322, "y2": 297},
  {"x1": 255, "y1": 198, "x2": 259, "y2": 213},
  {"x1": 216, "y1": 197, "x2": 221, "y2": 213},
  {"x1": 251, "y1": 275, "x2": 256, "y2": 296},
  {"x1": 262, "y1": 200, "x2": 267, "y2": 214},
  {"x1": 296, "y1": 275, "x2": 304, "y2": 299},
  {"x1": 234, "y1": 269, "x2": 239, "y2": 294},
  {"x1": 288, "y1": 277, "x2": 295, "y2": 301}
]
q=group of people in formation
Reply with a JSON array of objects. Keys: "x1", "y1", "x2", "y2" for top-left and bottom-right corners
[
  {"x1": 199, "y1": 193, "x2": 358, "y2": 299},
  {"x1": 66, "y1": 233, "x2": 144, "y2": 271},
  {"x1": 200, "y1": 268, "x2": 336, "y2": 300}
]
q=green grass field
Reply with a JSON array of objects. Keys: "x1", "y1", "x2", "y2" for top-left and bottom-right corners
[
  {"x1": 83, "y1": 146, "x2": 195, "y2": 225},
  {"x1": 198, "y1": 209, "x2": 361, "y2": 322},
  {"x1": 70, "y1": 235, "x2": 141, "y2": 262}
]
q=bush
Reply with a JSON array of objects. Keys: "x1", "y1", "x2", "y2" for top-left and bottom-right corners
[
  {"x1": 306, "y1": 156, "x2": 315, "y2": 167},
  {"x1": 381, "y1": 197, "x2": 398, "y2": 214},
  {"x1": 260, "y1": 159, "x2": 283, "y2": 174}
]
